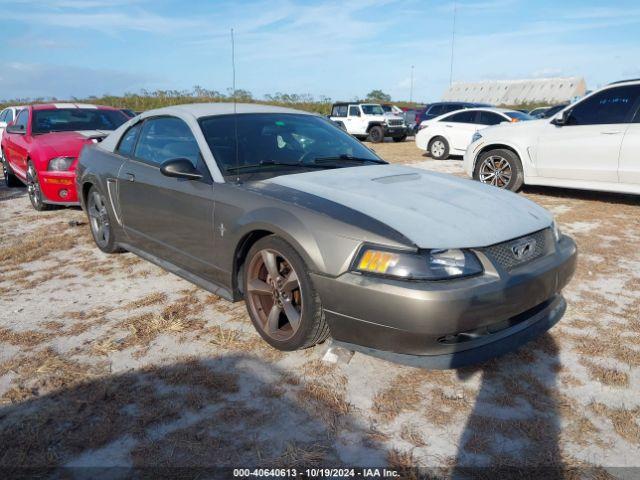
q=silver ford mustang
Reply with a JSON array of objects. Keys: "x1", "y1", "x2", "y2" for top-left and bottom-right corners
[{"x1": 76, "y1": 103, "x2": 577, "y2": 368}]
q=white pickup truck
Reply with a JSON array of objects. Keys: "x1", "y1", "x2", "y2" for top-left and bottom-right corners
[{"x1": 329, "y1": 102, "x2": 409, "y2": 143}]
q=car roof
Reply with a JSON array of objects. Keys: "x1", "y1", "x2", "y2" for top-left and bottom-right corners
[
  {"x1": 30, "y1": 103, "x2": 119, "y2": 111},
  {"x1": 608, "y1": 78, "x2": 640, "y2": 86},
  {"x1": 440, "y1": 107, "x2": 516, "y2": 115},
  {"x1": 140, "y1": 102, "x2": 314, "y2": 119}
]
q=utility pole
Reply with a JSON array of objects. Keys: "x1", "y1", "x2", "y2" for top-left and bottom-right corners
[
  {"x1": 409, "y1": 65, "x2": 414, "y2": 103},
  {"x1": 449, "y1": 0, "x2": 457, "y2": 86}
]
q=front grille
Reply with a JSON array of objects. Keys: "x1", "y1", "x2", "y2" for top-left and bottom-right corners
[
  {"x1": 387, "y1": 119, "x2": 403, "y2": 126},
  {"x1": 482, "y1": 228, "x2": 551, "y2": 270}
]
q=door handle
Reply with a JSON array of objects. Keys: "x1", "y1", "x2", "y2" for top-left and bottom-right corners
[
  {"x1": 445, "y1": 124, "x2": 453, "y2": 128},
  {"x1": 601, "y1": 131, "x2": 623, "y2": 135},
  {"x1": 125, "y1": 173, "x2": 135, "y2": 182}
]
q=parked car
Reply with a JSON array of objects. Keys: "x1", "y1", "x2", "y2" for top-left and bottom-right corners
[
  {"x1": 77, "y1": 103, "x2": 576, "y2": 366},
  {"x1": 464, "y1": 79, "x2": 640, "y2": 194},
  {"x1": 0, "y1": 105, "x2": 25, "y2": 141},
  {"x1": 416, "y1": 108, "x2": 534, "y2": 159},
  {"x1": 413, "y1": 102, "x2": 492, "y2": 133},
  {"x1": 540, "y1": 103, "x2": 569, "y2": 118},
  {"x1": 528, "y1": 106, "x2": 551, "y2": 118},
  {"x1": 1, "y1": 103, "x2": 128, "y2": 207},
  {"x1": 330, "y1": 102, "x2": 409, "y2": 142}
]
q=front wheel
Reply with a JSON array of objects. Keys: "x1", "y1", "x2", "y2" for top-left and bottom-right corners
[
  {"x1": 26, "y1": 162, "x2": 53, "y2": 211},
  {"x1": 243, "y1": 236, "x2": 330, "y2": 351},
  {"x1": 392, "y1": 135, "x2": 407, "y2": 143},
  {"x1": 368, "y1": 126, "x2": 384, "y2": 143},
  {"x1": 86, "y1": 186, "x2": 124, "y2": 253},
  {"x1": 473, "y1": 148, "x2": 524, "y2": 191}
]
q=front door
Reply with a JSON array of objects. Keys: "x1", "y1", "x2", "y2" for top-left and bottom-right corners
[
  {"x1": 117, "y1": 116, "x2": 218, "y2": 281},
  {"x1": 346, "y1": 105, "x2": 367, "y2": 135},
  {"x1": 440, "y1": 110, "x2": 480, "y2": 152},
  {"x1": 535, "y1": 85, "x2": 640, "y2": 183},
  {"x1": 619, "y1": 122, "x2": 640, "y2": 186}
]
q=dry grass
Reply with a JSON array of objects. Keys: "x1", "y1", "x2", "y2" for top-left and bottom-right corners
[
  {"x1": 0, "y1": 327, "x2": 51, "y2": 347},
  {"x1": 121, "y1": 292, "x2": 167, "y2": 310},
  {"x1": 589, "y1": 402, "x2": 640, "y2": 445},
  {"x1": 579, "y1": 358, "x2": 630, "y2": 387}
]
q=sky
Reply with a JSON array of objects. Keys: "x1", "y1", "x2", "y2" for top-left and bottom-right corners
[{"x1": 0, "y1": 0, "x2": 638, "y2": 102}]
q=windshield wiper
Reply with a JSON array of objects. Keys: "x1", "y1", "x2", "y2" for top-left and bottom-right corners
[
  {"x1": 312, "y1": 155, "x2": 387, "y2": 165},
  {"x1": 225, "y1": 160, "x2": 338, "y2": 173}
]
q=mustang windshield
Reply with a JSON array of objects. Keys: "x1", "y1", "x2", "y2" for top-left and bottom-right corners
[
  {"x1": 32, "y1": 108, "x2": 128, "y2": 134},
  {"x1": 199, "y1": 113, "x2": 385, "y2": 176}
]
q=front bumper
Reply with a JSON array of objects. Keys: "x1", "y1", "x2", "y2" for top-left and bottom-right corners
[
  {"x1": 384, "y1": 125, "x2": 409, "y2": 137},
  {"x1": 39, "y1": 170, "x2": 79, "y2": 205},
  {"x1": 312, "y1": 235, "x2": 577, "y2": 367}
]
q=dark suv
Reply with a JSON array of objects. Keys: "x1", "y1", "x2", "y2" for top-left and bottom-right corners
[{"x1": 414, "y1": 102, "x2": 492, "y2": 132}]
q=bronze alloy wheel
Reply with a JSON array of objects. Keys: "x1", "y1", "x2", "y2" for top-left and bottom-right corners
[
  {"x1": 88, "y1": 189, "x2": 111, "y2": 249},
  {"x1": 245, "y1": 248, "x2": 303, "y2": 342}
]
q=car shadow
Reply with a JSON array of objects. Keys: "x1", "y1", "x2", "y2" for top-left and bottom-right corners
[
  {"x1": 522, "y1": 184, "x2": 640, "y2": 206},
  {"x1": 453, "y1": 333, "x2": 564, "y2": 477},
  {"x1": 0, "y1": 354, "x2": 388, "y2": 476}
]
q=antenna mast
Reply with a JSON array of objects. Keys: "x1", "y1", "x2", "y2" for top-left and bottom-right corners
[
  {"x1": 449, "y1": 1, "x2": 457, "y2": 87},
  {"x1": 231, "y1": 28, "x2": 240, "y2": 183}
]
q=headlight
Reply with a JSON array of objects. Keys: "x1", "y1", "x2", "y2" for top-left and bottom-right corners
[
  {"x1": 471, "y1": 132, "x2": 483, "y2": 143},
  {"x1": 48, "y1": 156, "x2": 75, "y2": 171},
  {"x1": 551, "y1": 220, "x2": 561, "y2": 242},
  {"x1": 353, "y1": 246, "x2": 483, "y2": 280}
]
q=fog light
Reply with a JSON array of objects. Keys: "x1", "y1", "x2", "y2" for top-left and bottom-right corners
[{"x1": 59, "y1": 189, "x2": 68, "y2": 198}]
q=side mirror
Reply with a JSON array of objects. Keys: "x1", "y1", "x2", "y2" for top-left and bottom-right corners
[
  {"x1": 551, "y1": 110, "x2": 570, "y2": 126},
  {"x1": 160, "y1": 158, "x2": 203, "y2": 180},
  {"x1": 5, "y1": 124, "x2": 25, "y2": 134}
]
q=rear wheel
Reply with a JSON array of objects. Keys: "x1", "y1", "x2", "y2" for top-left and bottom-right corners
[
  {"x1": 26, "y1": 162, "x2": 53, "y2": 211},
  {"x1": 1, "y1": 150, "x2": 21, "y2": 188},
  {"x1": 392, "y1": 135, "x2": 407, "y2": 143},
  {"x1": 243, "y1": 236, "x2": 330, "y2": 351},
  {"x1": 473, "y1": 148, "x2": 524, "y2": 191},
  {"x1": 429, "y1": 136, "x2": 449, "y2": 160},
  {"x1": 368, "y1": 126, "x2": 384, "y2": 143},
  {"x1": 87, "y1": 186, "x2": 123, "y2": 253}
]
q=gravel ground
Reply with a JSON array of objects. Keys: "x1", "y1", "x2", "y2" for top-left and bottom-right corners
[{"x1": 0, "y1": 141, "x2": 639, "y2": 477}]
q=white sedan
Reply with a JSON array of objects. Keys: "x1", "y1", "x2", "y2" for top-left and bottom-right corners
[
  {"x1": 464, "y1": 79, "x2": 640, "y2": 194},
  {"x1": 415, "y1": 108, "x2": 533, "y2": 160}
]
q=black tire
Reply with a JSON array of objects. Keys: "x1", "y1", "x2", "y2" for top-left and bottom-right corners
[
  {"x1": 243, "y1": 235, "x2": 330, "y2": 351},
  {"x1": 368, "y1": 125, "x2": 384, "y2": 143},
  {"x1": 473, "y1": 148, "x2": 524, "y2": 192},
  {"x1": 26, "y1": 162, "x2": 53, "y2": 211},
  {"x1": 1, "y1": 150, "x2": 21, "y2": 188},
  {"x1": 392, "y1": 135, "x2": 407, "y2": 143},
  {"x1": 86, "y1": 185, "x2": 124, "y2": 253},
  {"x1": 428, "y1": 136, "x2": 449, "y2": 160}
]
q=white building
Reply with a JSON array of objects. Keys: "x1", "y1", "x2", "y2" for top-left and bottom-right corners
[{"x1": 442, "y1": 77, "x2": 587, "y2": 105}]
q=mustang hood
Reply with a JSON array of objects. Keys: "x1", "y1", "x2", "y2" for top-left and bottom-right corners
[
  {"x1": 36, "y1": 130, "x2": 111, "y2": 158},
  {"x1": 267, "y1": 164, "x2": 553, "y2": 249}
]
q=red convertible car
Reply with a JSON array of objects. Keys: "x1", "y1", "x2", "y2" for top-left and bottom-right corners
[{"x1": 1, "y1": 103, "x2": 127, "y2": 210}]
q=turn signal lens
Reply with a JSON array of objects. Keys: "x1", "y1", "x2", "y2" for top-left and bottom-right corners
[
  {"x1": 357, "y1": 250, "x2": 399, "y2": 274},
  {"x1": 353, "y1": 245, "x2": 483, "y2": 280}
]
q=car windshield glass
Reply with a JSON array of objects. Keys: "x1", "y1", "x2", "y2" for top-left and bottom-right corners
[
  {"x1": 32, "y1": 108, "x2": 127, "y2": 134},
  {"x1": 361, "y1": 105, "x2": 384, "y2": 115},
  {"x1": 199, "y1": 113, "x2": 384, "y2": 177},
  {"x1": 505, "y1": 111, "x2": 534, "y2": 121}
]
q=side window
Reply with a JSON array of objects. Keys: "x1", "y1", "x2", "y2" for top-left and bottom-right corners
[
  {"x1": 444, "y1": 104, "x2": 463, "y2": 113},
  {"x1": 116, "y1": 123, "x2": 142, "y2": 156},
  {"x1": 348, "y1": 106, "x2": 361, "y2": 117},
  {"x1": 0, "y1": 110, "x2": 8, "y2": 123},
  {"x1": 134, "y1": 117, "x2": 201, "y2": 167},
  {"x1": 567, "y1": 86, "x2": 640, "y2": 125},
  {"x1": 428, "y1": 105, "x2": 444, "y2": 116},
  {"x1": 332, "y1": 105, "x2": 348, "y2": 117},
  {"x1": 14, "y1": 109, "x2": 29, "y2": 129},
  {"x1": 477, "y1": 111, "x2": 505, "y2": 125},
  {"x1": 445, "y1": 111, "x2": 476, "y2": 123}
]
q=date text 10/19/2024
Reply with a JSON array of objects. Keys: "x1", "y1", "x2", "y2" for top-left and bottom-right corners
[{"x1": 233, "y1": 468, "x2": 400, "y2": 478}]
